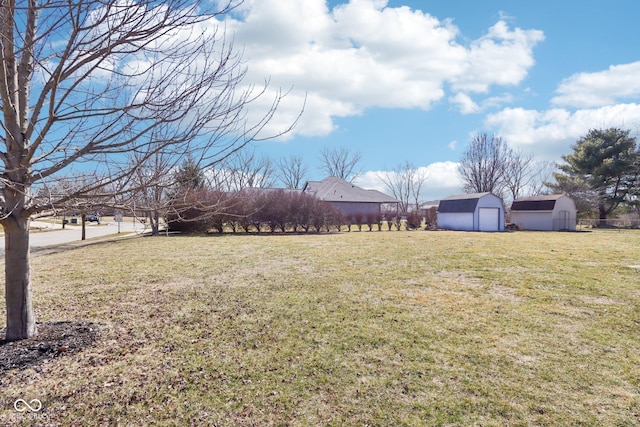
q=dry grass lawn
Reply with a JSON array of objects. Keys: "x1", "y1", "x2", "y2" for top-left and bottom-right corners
[{"x1": 1, "y1": 229, "x2": 639, "y2": 426}]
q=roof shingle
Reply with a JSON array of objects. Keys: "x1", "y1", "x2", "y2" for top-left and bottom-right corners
[
  {"x1": 437, "y1": 192, "x2": 490, "y2": 213},
  {"x1": 511, "y1": 194, "x2": 564, "y2": 211},
  {"x1": 304, "y1": 177, "x2": 399, "y2": 203}
]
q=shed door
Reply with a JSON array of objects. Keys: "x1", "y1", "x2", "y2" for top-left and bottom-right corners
[
  {"x1": 557, "y1": 210, "x2": 569, "y2": 230},
  {"x1": 478, "y1": 208, "x2": 500, "y2": 231}
]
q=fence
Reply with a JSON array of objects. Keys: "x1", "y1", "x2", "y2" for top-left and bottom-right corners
[{"x1": 577, "y1": 218, "x2": 640, "y2": 230}]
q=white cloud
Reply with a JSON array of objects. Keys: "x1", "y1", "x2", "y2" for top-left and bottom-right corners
[
  {"x1": 486, "y1": 103, "x2": 640, "y2": 160},
  {"x1": 423, "y1": 161, "x2": 464, "y2": 198},
  {"x1": 485, "y1": 60, "x2": 640, "y2": 162},
  {"x1": 449, "y1": 21, "x2": 544, "y2": 93},
  {"x1": 240, "y1": 88, "x2": 359, "y2": 141},
  {"x1": 352, "y1": 170, "x2": 388, "y2": 196},
  {"x1": 482, "y1": 93, "x2": 515, "y2": 109},
  {"x1": 449, "y1": 92, "x2": 514, "y2": 114},
  {"x1": 219, "y1": 0, "x2": 544, "y2": 139},
  {"x1": 355, "y1": 161, "x2": 462, "y2": 201},
  {"x1": 450, "y1": 93, "x2": 480, "y2": 114},
  {"x1": 552, "y1": 61, "x2": 640, "y2": 108}
]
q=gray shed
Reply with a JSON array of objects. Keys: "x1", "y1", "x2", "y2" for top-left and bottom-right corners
[
  {"x1": 437, "y1": 192, "x2": 505, "y2": 231},
  {"x1": 510, "y1": 194, "x2": 577, "y2": 231}
]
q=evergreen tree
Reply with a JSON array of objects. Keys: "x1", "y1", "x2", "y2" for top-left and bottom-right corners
[
  {"x1": 550, "y1": 128, "x2": 638, "y2": 222},
  {"x1": 174, "y1": 157, "x2": 207, "y2": 191}
]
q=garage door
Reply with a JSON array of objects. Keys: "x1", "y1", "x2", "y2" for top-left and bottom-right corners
[{"x1": 478, "y1": 208, "x2": 500, "y2": 231}]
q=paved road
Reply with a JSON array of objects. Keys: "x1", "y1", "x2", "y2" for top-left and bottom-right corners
[{"x1": 0, "y1": 219, "x2": 146, "y2": 255}]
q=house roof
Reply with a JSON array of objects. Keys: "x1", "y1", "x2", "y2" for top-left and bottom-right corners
[
  {"x1": 419, "y1": 200, "x2": 440, "y2": 210},
  {"x1": 437, "y1": 192, "x2": 492, "y2": 213},
  {"x1": 511, "y1": 194, "x2": 565, "y2": 211},
  {"x1": 241, "y1": 187, "x2": 303, "y2": 196},
  {"x1": 304, "y1": 176, "x2": 399, "y2": 204}
]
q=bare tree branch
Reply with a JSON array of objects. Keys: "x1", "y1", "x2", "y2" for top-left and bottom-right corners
[
  {"x1": 221, "y1": 148, "x2": 276, "y2": 191},
  {"x1": 378, "y1": 162, "x2": 429, "y2": 215},
  {"x1": 0, "y1": 0, "x2": 297, "y2": 341},
  {"x1": 457, "y1": 132, "x2": 509, "y2": 196},
  {"x1": 503, "y1": 148, "x2": 535, "y2": 202},
  {"x1": 277, "y1": 154, "x2": 307, "y2": 189},
  {"x1": 317, "y1": 146, "x2": 362, "y2": 182}
]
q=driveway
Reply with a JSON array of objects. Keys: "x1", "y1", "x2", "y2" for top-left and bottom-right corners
[{"x1": 0, "y1": 219, "x2": 148, "y2": 255}]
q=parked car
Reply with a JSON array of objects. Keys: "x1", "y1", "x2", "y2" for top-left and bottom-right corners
[{"x1": 86, "y1": 214, "x2": 101, "y2": 223}]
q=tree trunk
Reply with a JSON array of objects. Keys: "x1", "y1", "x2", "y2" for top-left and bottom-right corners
[
  {"x1": 149, "y1": 211, "x2": 160, "y2": 236},
  {"x1": 4, "y1": 214, "x2": 37, "y2": 341},
  {"x1": 598, "y1": 203, "x2": 608, "y2": 227},
  {"x1": 154, "y1": 211, "x2": 160, "y2": 235}
]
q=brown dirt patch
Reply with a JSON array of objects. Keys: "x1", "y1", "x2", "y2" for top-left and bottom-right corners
[{"x1": 0, "y1": 321, "x2": 100, "y2": 373}]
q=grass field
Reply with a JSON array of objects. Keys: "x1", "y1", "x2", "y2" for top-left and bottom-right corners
[{"x1": 1, "y1": 229, "x2": 639, "y2": 425}]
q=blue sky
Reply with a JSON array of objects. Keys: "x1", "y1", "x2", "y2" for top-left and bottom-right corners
[{"x1": 219, "y1": 0, "x2": 640, "y2": 199}]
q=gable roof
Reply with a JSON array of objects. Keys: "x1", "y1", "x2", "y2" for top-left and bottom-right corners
[
  {"x1": 511, "y1": 194, "x2": 565, "y2": 211},
  {"x1": 304, "y1": 176, "x2": 399, "y2": 204},
  {"x1": 419, "y1": 200, "x2": 440, "y2": 210},
  {"x1": 437, "y1": 192, "x2": 492, "y2": 213},
  {"x1": 241, "y1": 187, "x2": 303, "y2": 196}
]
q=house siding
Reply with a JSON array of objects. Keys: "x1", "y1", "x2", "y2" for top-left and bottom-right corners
[{"x1": 328, "y1": 201, "x2": 380, "y2": 218}]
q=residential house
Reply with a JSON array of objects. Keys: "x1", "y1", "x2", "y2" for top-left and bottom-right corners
[{"x1": 303, "y1": 176, "x2": 399, "y2": 218}]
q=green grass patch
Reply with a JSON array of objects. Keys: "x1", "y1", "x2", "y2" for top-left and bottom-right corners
[{"x1": 1, "y1": 230, "x2": 639, "y2": 425}]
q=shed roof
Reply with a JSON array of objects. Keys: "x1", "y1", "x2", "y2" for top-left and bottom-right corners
[
  {"x1": 511, "y1": 194, "x2": 565, "y2": 211},
  {"x1": 437, "y1": 192, "x2": 491, "y2": 213},
  {"x1": 304, "y1": 176, "x2": 399, "y2": 204}
]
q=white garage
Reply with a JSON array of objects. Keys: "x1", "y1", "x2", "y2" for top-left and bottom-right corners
[
  {"x1": 510, "y1": 194, "x2": 577, "y2": 231},
  {"x1": 437, "y1": 193, "x2": 505, "y2": 232}
]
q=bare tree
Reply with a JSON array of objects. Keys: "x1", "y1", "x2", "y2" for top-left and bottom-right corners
[
  {"x1": 38, "y1": 174, "x2": 114, "y2": 239},
  {"x1": 125, "y1": 148, "x2": 184, "y2": 236},
  {"x1": 378, "y1": 162, "x2": 429, "y2": 215},
  {"x1": 409, "y1": 166, "x2": 429, "y2": 213},
  {"x1": 457, "y1": 132, "x2": 511, "y2": 196},
  {"x1": 207, "y1": 166, "x2": 234, "y2": 191},
  {"x1": 277, "y1": 155, "x2": 308, "y2": 189},
  {"x1": 128, "y1": 153, "x2": 211, "y2": 236},
  {"x1": 527, "y1": 160, "x2": 556, "y2": 197},
  {"x1": 222, "y1": 148, "x2": 275, "y2": 191},
  {"x1": 0, "y1": 0, "x2": 296, "y2": 341},
  {"x1": 318, "y1": 147, "x2": 362, "y2": 182},
  {"x1": 502, "y1": 148, "x2": 535, "y2": 202},
  {"x1": 458, "y1": 133, "x2": 544, "y2": 202}
]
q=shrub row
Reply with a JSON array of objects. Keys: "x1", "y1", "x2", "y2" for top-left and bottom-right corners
[
  {"x1": 167, "y1": 189, "x2": 429, "y2": 234},
  {"x1": 167, "y1": 189, "x2": 344, "y2": 234}
]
